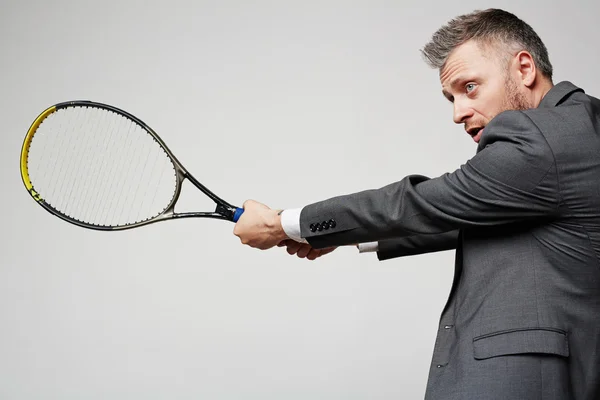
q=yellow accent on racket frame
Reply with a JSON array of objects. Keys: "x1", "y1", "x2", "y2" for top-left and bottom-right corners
[{"x1": 20, "y1": 105, "x2": 57, "y2": 201}]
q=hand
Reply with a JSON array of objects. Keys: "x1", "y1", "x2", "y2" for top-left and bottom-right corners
[
  {"x1": 277, "y1": 239, "x2": 337, "y2": 260},
  {"x1": 233, "y1": 200, "x2": 288, "y2": 250}
]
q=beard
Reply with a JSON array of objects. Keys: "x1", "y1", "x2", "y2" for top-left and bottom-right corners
[{"x1": 502, "y1": 76, "x2": 532, "y2": 111}]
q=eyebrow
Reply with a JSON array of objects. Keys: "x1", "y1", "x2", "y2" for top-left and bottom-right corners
[{"x1": 449, "y1": 76, "x2": 468, "y2": 88}]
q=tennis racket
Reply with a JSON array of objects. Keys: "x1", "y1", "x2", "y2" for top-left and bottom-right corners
[{"x1": 20, "y1": 100, "x2": 244, "y2": 231}]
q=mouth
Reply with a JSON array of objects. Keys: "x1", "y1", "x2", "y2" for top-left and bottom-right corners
[{"x1": 467, "y1": 127, "x2": 484, "y2": 143}]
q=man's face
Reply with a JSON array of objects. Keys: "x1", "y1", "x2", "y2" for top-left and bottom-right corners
[{"x1": 440, "y1": 40, "x2": 531, "y2": 143}]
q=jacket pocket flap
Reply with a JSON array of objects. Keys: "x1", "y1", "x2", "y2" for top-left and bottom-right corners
[{"x1": 473, "y1": 328, "x2": 569, "y2": 360}]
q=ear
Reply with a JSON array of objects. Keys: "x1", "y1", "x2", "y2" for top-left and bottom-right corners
[{"x1": 514, "y1": 50, "x2": 536, "y2": 87}]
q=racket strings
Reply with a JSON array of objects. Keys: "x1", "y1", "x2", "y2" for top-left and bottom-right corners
[{"x1": 27, "y1": 106, "x2": 177, "y2": 227}]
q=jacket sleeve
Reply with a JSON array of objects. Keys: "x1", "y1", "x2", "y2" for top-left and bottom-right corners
[
  {"x1": 301, "y1": 110, "x2": 561, "y2": 249},
  {"x1": 376, "y1": 230, "x2": 459, "y2": 261}
]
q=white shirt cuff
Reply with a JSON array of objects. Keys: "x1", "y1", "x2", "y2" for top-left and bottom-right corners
[
  {"x1": 280, "y1": 208, "x2": 308, "y2": 243},
  {"x1": 357, "y1": 242, "x2": 379, "y2": 253}
]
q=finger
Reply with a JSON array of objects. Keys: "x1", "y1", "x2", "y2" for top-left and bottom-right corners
[
  {"x1": 286, "y1": 242, "x2": 302, "y2": 255},
  {"x1": 243, "y1": 199, "x2": 270, "y2": 211},
  {"x1": 296, "y1": 244, "x2": 311, "y2": 258},
  {"x1": 233, "y1": 225, "x2": 244, "y2": 241},
  {"x1": 306, "y1": 249, "x2": 321, "y2": 260},
  {"x1": 318, "y1": 247, "x2": 336, "y2": 256}
]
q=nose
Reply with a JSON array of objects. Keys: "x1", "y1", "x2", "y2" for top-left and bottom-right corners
[{"x1": 453, "y1": 101, "x2": 473, "y2": 124}]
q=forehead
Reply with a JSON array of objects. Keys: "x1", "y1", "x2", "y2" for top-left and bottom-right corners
[{"x1": 439, "y1": 40, "x2": 494, "y2": 85}]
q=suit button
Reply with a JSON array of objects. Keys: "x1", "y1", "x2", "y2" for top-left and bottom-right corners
[
  {"x1": 310, "y1": 223, "x2": 317, "y2": 232},
  {"x1": 318, "y1": 223, "x2": 324, "y2": 231},
  {"x1": 321, "y1": 221, "x2": 329, "y2": 230},
  {"x1": 329, "y1": 219, "x2": 336, "y2": 228},
  {"x1": 444, "y1": 325, "x2": 453, "y2": 329}
]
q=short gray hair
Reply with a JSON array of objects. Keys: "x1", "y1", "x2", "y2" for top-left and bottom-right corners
[{"x1": 421, "y1": 9, "x2": 553, "y2": 80}]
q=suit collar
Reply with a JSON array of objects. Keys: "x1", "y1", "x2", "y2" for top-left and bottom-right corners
[{"x1": 539, "y1": 81, "x2": 584, "y2": 108}]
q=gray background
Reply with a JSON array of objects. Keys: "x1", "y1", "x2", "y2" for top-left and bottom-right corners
[{"x1": 1, "y1": 0, "x2": 598, "y2": 399}]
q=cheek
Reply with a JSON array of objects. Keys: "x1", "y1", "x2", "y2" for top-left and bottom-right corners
[
  {"x1": 475, "y1": 95, "x2": 505, "y2": 121},
  {"x1": 472, "y1": 76, "x2": 508, "y2": 114}
]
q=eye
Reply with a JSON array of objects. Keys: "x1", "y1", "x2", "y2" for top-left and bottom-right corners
[{"x1": 466, "y1": 83, "x2": 477, "y2": 93}]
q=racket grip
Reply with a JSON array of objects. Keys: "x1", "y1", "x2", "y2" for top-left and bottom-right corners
[{"x1": 233, "y1": 207, "x2": 244, "y2": 222}]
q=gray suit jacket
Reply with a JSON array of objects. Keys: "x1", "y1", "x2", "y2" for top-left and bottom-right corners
[{"x1": 300, "y1": 82, "x2": 600, "y2": 400}]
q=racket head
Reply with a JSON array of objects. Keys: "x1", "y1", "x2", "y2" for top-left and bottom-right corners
[{"x1": 20, "y1": 101, "x2": 184, "y2": 230}]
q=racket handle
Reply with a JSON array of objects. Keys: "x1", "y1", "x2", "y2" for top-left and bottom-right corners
[{"x1": 233, "y1": 207, "x2": 244, "y2": 222}]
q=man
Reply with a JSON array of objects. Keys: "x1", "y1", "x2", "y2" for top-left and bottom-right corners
[{"x1": 233, "y1": 8, "x2": 600, "y2": 400}]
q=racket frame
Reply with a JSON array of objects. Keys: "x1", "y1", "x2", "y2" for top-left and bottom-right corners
[{"x1": 20, "y1": 100, "x2": 243, "y2": 231}]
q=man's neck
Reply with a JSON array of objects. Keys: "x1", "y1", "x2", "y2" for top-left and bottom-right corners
[{"x1": 533, "y1": 79, "x2": 554, "y2": 107}]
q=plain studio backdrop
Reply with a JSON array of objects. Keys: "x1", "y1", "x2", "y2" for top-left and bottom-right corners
[{"x1": 1, "y1": 0, "x2": 599, "y2": 399}]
